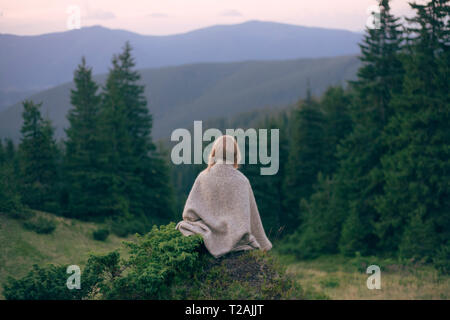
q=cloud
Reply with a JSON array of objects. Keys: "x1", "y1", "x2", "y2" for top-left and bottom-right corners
[
  {"x1": 85, "y1": 9, "x2": 116, "y2": 20},
  {"x1": 219, "y1": 9, "x2": 242, "y2": 17},
  {"x1": 147, "y1": 13, "x2": 169, "y2": 18}
]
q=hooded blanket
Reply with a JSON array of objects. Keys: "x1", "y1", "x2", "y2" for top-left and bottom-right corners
[{"x1": 175, "y1": 162, "x2": 273, "y2": 258}]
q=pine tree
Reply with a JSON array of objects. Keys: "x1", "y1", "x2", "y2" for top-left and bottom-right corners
[
  {"x1": 321, "y1": 86, "x2": 353, "y2": 176},
  {"x1": 282, "y1": 89, "x2": 326, "y2": 233},
  {"x1": 333, "y1": 0, "x2": 404, "y2": 255},
  {"x1": 19, "y1": 100, "x2": 59, "y2": 212},
  {"x1": 375, "y1": 0, "x2": 449, "y2": 257},
  {"x1": 63, "y1": 57, "x2": 105, "y2": 218},
  {"x1": 283, "y1": 86, "x2": 354, "y2": 257},
  {"x1": 99, "y1": 42, "x2": 175, "y2": 229}
]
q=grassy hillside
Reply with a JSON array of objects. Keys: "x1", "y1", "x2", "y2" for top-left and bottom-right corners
[
  {"x1": 0, "y1": 55, "x2": 360, "y2": 141},
  {"x1": 0, "y1": 211, "x2": 134, "y2": 299}
]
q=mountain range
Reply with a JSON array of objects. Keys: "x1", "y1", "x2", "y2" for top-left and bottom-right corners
[
  {"x1": 0, "y1": 55, "x2": 360, "y2": 141},
  {"x1": 0, "y1": 20, "x2": 362, "y2": 110}
]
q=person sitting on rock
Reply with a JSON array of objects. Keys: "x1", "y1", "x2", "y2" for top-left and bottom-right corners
[{"x1": 176, "y1": 135, "x2": 272, "y2": 258}]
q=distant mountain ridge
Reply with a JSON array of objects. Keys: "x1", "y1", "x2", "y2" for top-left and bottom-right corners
[
  {"x1": 0, "y1": 20, "x2": 362, "y2": 96},
  {"x1": 0, "y1": 55, "x2": 361, "y2": 141}
]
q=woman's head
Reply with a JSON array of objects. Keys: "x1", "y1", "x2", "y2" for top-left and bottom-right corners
[{"x1": 207, "y1": 135, "x2": 241, "y2": 170}]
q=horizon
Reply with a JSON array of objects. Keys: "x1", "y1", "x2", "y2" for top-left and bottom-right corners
[{"x1": 0, "y1": 0, "x2": 417, "y2": 36}]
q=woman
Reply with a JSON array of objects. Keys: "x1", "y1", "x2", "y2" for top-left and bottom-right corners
[{"x1": 175, "y1": 135, "x2": 272, "y2": 258}]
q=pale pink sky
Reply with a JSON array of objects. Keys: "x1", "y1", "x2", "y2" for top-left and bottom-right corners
[{"x1": 0, "y1": 0, "x2": 418, "y2": 35}]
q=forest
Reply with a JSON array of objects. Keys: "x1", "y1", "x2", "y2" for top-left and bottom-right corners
[{"x1": 0, "y1": 0, "x2": 448, "y2": 299}]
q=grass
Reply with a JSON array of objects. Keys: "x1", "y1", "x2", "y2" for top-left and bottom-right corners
[
  {"x1": 0, "y1": 211, "x2": 134, "y2": 299},
  {"x1": 274, "y1": 252, "x2": 450, "y2": 300}
]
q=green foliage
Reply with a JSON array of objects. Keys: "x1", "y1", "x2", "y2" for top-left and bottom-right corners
[
  {"x1": 0, "y1": 162, "x2": 24, "y2": 216},
  {"x1": 374, "y1": 0, "x2": 450, "y2": 258},
  {"x1": 18, "y1": 100, "x2": 59, "y2": 213},
  {"x1": 433, "y1": 243, "x2": 450, "y2": 275},
  {"x1": 60, "y1": 42, "x2": 176, "y2": 226},
  {"x1": 99, "y1": 223, "x2": 205, "y2": 299},
  {"x1": 92, "y1": 228, "x2": 110, "y2": 241},
  {"x1": 332, "y1": 0, "x2": 405, "y2": 256},
  {"x1": 280, "y1": 175, "x2": 343, "y2": 259},
  {"x1": 282, "y1": 91, "x2": 326, "y2": 232},
  {"x1": 3, "y1": 264, "x2": 83, "y2": 300},
  {"x1": 23, "y1": 216, "x2": 57, "y2": 234},
  {"x1": 63, "y1": 57, "x2": 105, "y2": 219}
]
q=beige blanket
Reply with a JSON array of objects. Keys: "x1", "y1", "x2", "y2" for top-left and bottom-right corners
[{"x1": 175, "y1": 163, "x2": 272, "y2": 258}]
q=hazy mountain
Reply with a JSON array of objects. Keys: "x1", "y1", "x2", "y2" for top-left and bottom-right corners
[
  {"x1": 0, "y1": 20, "x2": 362, "y2": 96},
  {"x1": 0, "y1": 55, "x2": 360, "y2": 141}
]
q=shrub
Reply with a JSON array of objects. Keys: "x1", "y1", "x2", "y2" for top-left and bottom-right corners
[
  {"x1": 6, "y1": 207, "x2": 34, "y2": 220},
  {"x1": 109, "y1": 216, "x2": 148, "y2": 237},
  {"x1": 93, "y1": 228, "x2": 110, "y2": 241},
  {"x1": 434, "y1": 244, "x2": 450, "y2": 275},
  {"x1": 23, "y1": 216, "x2": 57, "y2": 234},
  {"x1": 3, "y1": 264, "x2": 83, "y2": 300}
]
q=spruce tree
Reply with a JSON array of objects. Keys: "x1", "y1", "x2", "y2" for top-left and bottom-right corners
[
  {"x1": 321, "y1": 86, "x2": 353, "y2": 176},
  {"x1": 282, "y1": 89, "x2": 326, "y2": 233},
  {"x1": 100, "y1": 42, "x2": 175, "y2": 229},
  {"x1": 333, "y1": 0, "x2": 404, "y2": 255},
  {"x1": 63, "y1": 57, "x2": 104, "y2": 218},
  {"x1": 19, "y1": 100, "x2": 59, "y2": 212},
  {"x1": 283, "y1": 86, "x2": 353, "y2": 257},
  {"x1": 375, "y1": 0, "x2": 449, "y2": 257}
]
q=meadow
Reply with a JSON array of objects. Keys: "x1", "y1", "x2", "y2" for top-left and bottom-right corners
[{"x1": 276, "y1": 252, "x2": 450, "y2": 300}]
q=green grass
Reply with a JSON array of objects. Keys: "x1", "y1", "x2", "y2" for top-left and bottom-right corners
[
  {"x1": 0, "y1": 211, "x2": 134, "y2": 299},
  {"x1": 274, "y1": 251, "x2": 450, "y2": 300}
]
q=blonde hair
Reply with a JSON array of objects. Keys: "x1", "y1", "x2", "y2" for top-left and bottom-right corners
[{"x1": 207, "y1": 135, "x2": 241, "y2": 170}]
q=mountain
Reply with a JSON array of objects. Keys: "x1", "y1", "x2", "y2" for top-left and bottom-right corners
[
  {"x1": 0, "y1": 20, "x2": 362, "y2": 96},
  {"x1": 0, "y1": 55, "x2": 360, "y2": 141}
]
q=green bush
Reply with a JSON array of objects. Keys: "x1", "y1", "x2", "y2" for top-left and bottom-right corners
[
  {"x1": 3, "y1": 264, "x2": 83, "y2": 300},
  {"x1": 109, "y1": 216, "x2": 148, "y2": 237},
  {"x1": 23, "y1": 216, "x2": 57, "y2": 234},
  {"x1": 6, "y1": 207, "x2": 34, "y2": 220},
  {"x1": 93, "y1": 228, "x2": 110, "y2": 241},
  {"x1": 433, "y1": 244, "x2": 450, "y2": 275}
]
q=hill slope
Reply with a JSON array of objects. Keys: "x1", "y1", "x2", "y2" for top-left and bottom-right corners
[
  {"x1": 0, "y1": 55, "x2": 360, "y2": 141},
  {"x1": 0, "y1": 211, "x2": 132, "y2": 299},
  {"x1": 0, "y1": 20, "x2": 362, "y2": 96}
]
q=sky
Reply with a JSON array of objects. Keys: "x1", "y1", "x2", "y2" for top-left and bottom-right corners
[{"x1": 0, "y1": 0, "x2": 418, "y2": 36}]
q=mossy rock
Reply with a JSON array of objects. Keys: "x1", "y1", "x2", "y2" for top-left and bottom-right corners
[{"x1": 173, "y1": 247, "x2": 305, "y2": 299}]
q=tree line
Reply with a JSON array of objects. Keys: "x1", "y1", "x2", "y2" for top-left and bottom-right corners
[{"x1": 0, "y1": 43, "x2": 175, "y2": 236}]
